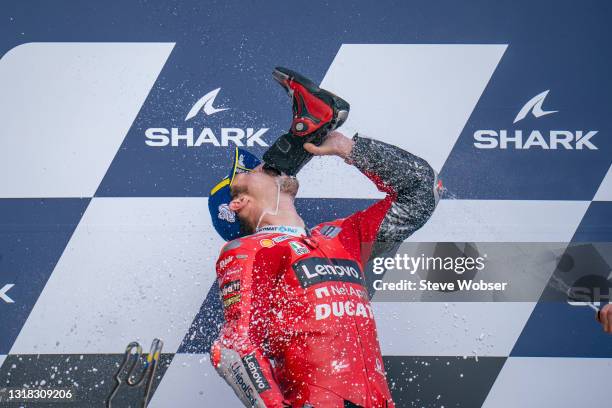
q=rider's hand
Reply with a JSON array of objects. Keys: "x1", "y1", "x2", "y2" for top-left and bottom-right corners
[
  {"x1": 303, "y1": 130, "x2": 354, "y2": 159},
  {"x1": 597, "y1": 304, "x2": 612, "y2": 333}
]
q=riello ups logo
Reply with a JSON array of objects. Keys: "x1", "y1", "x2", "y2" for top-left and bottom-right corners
[
  {"x1": 473, "y1": 90, "x2": 598, "y2": 150},
  {"x1": 145, "y1": 88, "x2": 269, "y2": 147}
]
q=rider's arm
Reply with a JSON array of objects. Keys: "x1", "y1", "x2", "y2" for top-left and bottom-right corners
[
  {"x1": 338, "y1": 134, "x2": 440, "y2": 261},
  {"x1": 210, "y1": 243, "x2": 287, "y2": 408}
]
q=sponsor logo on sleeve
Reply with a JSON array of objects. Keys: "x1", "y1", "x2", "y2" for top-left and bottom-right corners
[
  {"x1": 259, "y1": 239, "x2": 275, "y2": 248},
  {"x1": 221, "y1": 280, "x2": 241, "y2": 308},
  {"x1": 228, "y1": 360, "x2": 258, "y2": 406},
  {"x1": 289, "y1": 241, "x2": 310, "y2": 256},
  {"x1": 219, "y1": 255, "x2": 234, "y2": 270},
  {"x1": 222, "y1": 266, "x2": 243, "y2": 279},
  {"x1": 272, "y1": 234, "x2": 292, "y2": 243},
  {"x1": 319, "y1": 225, "x2": 342, "y2": 239},
  {"x1": 242, "y1": 353, "x2": 271, "y2": 393}
]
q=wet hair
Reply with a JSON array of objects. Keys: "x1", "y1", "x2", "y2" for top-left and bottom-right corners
[
  {"x1": 262, "y1": 167, "x2": 281, "y2": 177},
  {"x1": 280, "y1": 176, "x2": 299, "y2": 198}
]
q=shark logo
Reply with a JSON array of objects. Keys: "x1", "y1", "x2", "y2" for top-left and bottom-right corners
[
  {"x1": 513, "y1": 90, "x2": 558, "y2": 124},
  {"x1": 185, "y1": 87, "x2": 229, "y2": 121},
  {"x1": 473, "y1": 89, "x2": 598, "y2": 150},
  {"x1": 145, "y1": 86, "x2": 269, "y2": 147}
]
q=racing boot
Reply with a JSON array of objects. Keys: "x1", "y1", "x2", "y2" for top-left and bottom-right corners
[{"x1": 263, "y1": 67, "x2": 350, "y2": 176}]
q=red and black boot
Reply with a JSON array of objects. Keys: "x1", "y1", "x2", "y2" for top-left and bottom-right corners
[{"x1": 263, "y1": 67, "x2": 350, "y2": 176}]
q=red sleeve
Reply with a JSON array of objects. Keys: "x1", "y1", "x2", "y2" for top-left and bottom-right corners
[
  {"x1": 210, "y1": 241, "x2": 287, "y2": 407},
  {"x1": 338, "y1": 181, "x2": 395, "y2": 265},
  {"x1": 336, "y1": 135, "x2": 439, "y2": 264}
]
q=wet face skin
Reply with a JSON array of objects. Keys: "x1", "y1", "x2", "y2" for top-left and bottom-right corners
[{"x1": 229, "y1": 165, "x2": 298, "y2": 232}]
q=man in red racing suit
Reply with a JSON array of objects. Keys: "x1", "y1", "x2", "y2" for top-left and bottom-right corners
[{"x1": 210, "y1": 130, "x2": 440, "y2": 407}]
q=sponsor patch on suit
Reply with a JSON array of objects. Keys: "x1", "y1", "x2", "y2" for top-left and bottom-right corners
[{"x1": 292, "y1": 257, "x2": 364, "y2": 288}]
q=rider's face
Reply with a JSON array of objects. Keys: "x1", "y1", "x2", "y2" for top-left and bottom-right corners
[
  {"x1": 229, "y1": 165, "x2": 299, "y2": 231},
  {"x1": 231, "y1": 166, "x2": 279, "y2": 204}
]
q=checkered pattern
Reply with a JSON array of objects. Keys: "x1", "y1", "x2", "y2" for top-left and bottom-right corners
[{"x1": 0, "y1": 9, "x2": 610, "y2": 405}]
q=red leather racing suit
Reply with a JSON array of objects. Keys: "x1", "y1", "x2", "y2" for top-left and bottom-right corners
[{"x1": 211, "y1": 135, "x2": 439, "y2": 407}]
